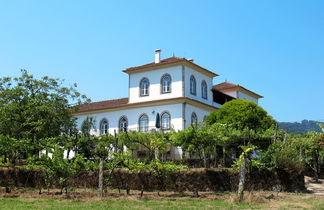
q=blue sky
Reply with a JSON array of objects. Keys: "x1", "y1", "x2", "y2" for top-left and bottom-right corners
[{"x1": 0, "y1": 0, "x2": 323, "y2": 122}]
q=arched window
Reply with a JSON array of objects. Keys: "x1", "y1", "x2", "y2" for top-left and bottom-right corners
[
  {"x1": 119, "y1": 116, "x2": 128, "y2": 132},
  {"x1": 190, "y1": 75, "x2": 196, "y2": 95},
  {"x1": 99, "y1": 119, "x2": 109, "y2": 135},
  {"x1": 140, "y1": 78, "x2": 150, "y2": 96},
  {"x1": 161, "y1": 112, "x2": 171, "y2": 130},
  {"x1": 161, "y1": 74, "x2": 171, "y2": 94},
  {"x1": 201, "y1": 80, "x2": 207, "y2": 99},
  {"x1": 191, "y1": 112, "x2": 198, "y2": 125},
  {"x1": 139, "y1": 114, "x2": 149, "y2": 132}
]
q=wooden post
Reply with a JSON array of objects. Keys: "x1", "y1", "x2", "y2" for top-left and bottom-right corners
[
  {"x1": 222, "y1": 145, "x2": 226, "y2": 167},
  {"x1": 214, "y1": 146, "x2": 218, "y2": 167},
  {"x1": 98, "y1": 158, "x2": 103, "y2": 198},
  {"x1": 202, "y1": 148, "x2": 207, "y2": 168},
  {"x1": 237, "y1": 154, "x2": 246, "y2": 202},
  {"x1": 154, "y1": 148, "x2": 159, "y2": 160},
  {"x1": 114, "y1": 129, "x2": 118, "y2": 153}
]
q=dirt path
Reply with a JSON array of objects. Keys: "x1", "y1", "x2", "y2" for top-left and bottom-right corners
[{"x1": 305, "y1": 176, "x2": 324, "y2": 195}]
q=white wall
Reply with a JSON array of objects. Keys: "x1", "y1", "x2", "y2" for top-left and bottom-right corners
[
  {"x1": 75, "y1": 103, "x2": 184, "y2": 135},
  {"x1": 184, "y1": 103, "x2": 212, "y2": 129},
  {"x1": 128, "y1": 66, "x2": 183, "y2": 103},
  {"x1": 184, "y1": 66, "x2": 214, "y2": 106},
  {"x1": 237, "y1": 90, "x2": 259, "y2": 103},
  {"x1": 221, "y1": 90, "x2": 237, "y2": 98}
]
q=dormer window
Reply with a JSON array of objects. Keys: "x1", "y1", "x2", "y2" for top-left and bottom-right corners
[
  {"x1": 201, "y1": 80, "x2": 207, "y2": 99},
  {"x1": 140, "y1": 78, "x2": 150, "y2": 96},
  {"x1": 190, "y1": 75, "x2": 196, "y2": 95},
  {"x1": 161, "y1": 74, "x2": 171, "y2": 94}
]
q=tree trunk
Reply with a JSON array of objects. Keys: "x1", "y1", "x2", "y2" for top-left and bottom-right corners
[
  {"x1": 237, "y1": 155, "x2": 246, "y2": 202},
  {"x1": 299, "y1": 148, "x2": 304, "y2": 161},
  {"x1": 155, "y1": 148, "x2": 159, "y2": 160},
  {"x1": 214, "y1": 146, "x2": 218, "y2": 168},
  {"x1": 114, "y1": 129, "x2": 118, "y2": 153},
  {"x1": 98, "y1": 158, "x2": 104, "y2": 198},
  {"x1": 273, "y1": 122, "x2": 278, "y2": 143},
  {"x1": 140, "y1": 185, "x2": 144, "y2": 197},
  {"x1": 202, "y1": 149, "x2": 207, "y2": 168},
  {"x1": 222, "y1": 146, "x2": 226, "y2": 167},
  {"x1": 313, "y1": 150, "x2": 319, "y2": 182}
]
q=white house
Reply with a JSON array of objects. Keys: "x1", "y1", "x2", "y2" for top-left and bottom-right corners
[{"x1": 73, "y1": 50, "x2": 262, "y2": 158}]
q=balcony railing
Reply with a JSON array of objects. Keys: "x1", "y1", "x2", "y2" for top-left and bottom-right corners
[{"x1": 127, "y1": 126, "x2": 170, "y2": 133}]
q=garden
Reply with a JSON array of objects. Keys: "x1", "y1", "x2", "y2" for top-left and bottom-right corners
[{"x1": 0, "y1": 71, "x2": 323, "y2": 208}]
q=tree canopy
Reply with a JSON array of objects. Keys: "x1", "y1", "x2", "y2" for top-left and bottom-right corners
[
  {"x1": 206, "y1": 99, "x2": 275, "y2": 132},
  {"x1": 0, "y1": 70, "x2": 89, "y2": 156}
]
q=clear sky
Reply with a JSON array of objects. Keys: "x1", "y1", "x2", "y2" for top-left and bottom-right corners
[{"x1": 0, "y1": 0, "x2": 323, "y2": 122}]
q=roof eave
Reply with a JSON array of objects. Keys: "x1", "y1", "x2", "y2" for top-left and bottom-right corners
[{"x1": 123, "y1": 59, "x2": 219, "y2": 78}]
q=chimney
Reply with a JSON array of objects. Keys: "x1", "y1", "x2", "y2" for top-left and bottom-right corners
[{"x1": 155, "y1": 49, "x2": 161, "y2": 63}]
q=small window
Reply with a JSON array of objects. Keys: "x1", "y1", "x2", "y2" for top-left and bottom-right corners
[
  {"x1": 191, "y1": 112, "x2": 198, "y2": 125},
  {"x1": 140, "y1": 78, "x2": 150, "y2": 96},
  {"x1": 161, "y1": 112, "x2": 171, "y2": 130},
  {"x1": 161, "y1": 74, "x2": 171, "y2": 94},
  {"x1": 190, "y1": 75, "x2": 196, "y2": 95},
  {"x1": 139, "y1": 114, "x2": 149, "y2": 132},
  {"x1": 99, "y1": 119, "x2": 109, "y2": 135},
  {"x1": 201, "y1": 80, "x2": 207, "y2": 99},
  {"x1": 119, "y1": 116, "x2": 128, "y2": 132}
]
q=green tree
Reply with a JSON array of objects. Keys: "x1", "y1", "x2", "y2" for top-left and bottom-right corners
[
  {"x1": 206, "y1": 99, "x2": 275, "y2": 132},
  {"x1": 0, "y1": 70, "x2": 89, "y2": 157}
]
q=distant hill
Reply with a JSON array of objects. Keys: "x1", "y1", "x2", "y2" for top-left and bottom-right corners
[{"x1": 278, "y1": 120, "x2": 323, "y2": 134}]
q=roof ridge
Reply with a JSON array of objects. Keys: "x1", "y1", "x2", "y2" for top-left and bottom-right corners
[{"x1": 123, "y1": 56, "x2": 218, "y2": 77}]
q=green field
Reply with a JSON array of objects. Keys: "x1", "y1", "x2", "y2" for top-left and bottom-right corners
[
  {"x1": 0, "y1": 198, "x2": 258, "y2": 209},
  {"x1": 0, "y1": 195, "x2": 323, "y2": 210}
]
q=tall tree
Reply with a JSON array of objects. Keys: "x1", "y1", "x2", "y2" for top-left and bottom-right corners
[{"x1": 0, "y1": 70, "x2": 89, "y2": 156}]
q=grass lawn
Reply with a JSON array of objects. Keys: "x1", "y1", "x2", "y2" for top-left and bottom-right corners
[
  {"x1": 0, "y1": 198, "x2": 260, "y2": 209},
  {"x1": 0, "y1": 189, "x2": 323, "y2": 209}
]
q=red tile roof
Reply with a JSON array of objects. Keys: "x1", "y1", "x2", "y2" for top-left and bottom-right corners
[
  {"x1": 123, "y1": 56, "x2": 219, "y2": 77},
  {"x1": 213, "y1": 81, "x2": 263, "y2": 98},
  {"x1": 213, "y1": 81, "x2": 237, "y2": 90},
  {"x1": 125, "y1": 57, "x2": 182, "y2": 71},
  {"x1": 73, "y1": 97, "x2": 217, "y2": 114},
  {"x1": 75, "y1": 97, "x2": 129, "y2": 113}
]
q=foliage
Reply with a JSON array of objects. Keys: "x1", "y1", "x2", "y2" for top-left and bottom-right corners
[
  {"x1": 279, "y1": 120, "x2": 323, "y2": 134},
  {"x1": 233, "y1": 145, "x2": 256, "y2": 170},
  {"x1": 206, "y1": 99, "x2": 275, "y2": 133},
  {"x1": 117, "y1": 131, "x2": 171, "y2": 160},
  {"x1": 0, "y1": 70, "x2": 89, "y2": 140},
  {"x1": 149, "y1": 160, "x2": 187, "y2": 192},
  {"x1": 0, "y1": 70, "x2": 89, "y2": 159},
  {"x1": 33, "y1": 144, "x2": 91, "y2": 193}
]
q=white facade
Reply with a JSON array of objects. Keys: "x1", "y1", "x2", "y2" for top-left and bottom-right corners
[
  {"x1": 237, "y1": 90, "x2": 259, "y2": 103},
  {"x1": 129, "y1": 66, "x2": 183, "y2": 103},
  {"x1": 76, "y1": 103, "x2": 184, "y2": 134},
  {"x1": 221, "y1": 89, "x2": 259, "y2": 104},
  {"x1": 184, "y1": 66, "x2": 214, "y2": 106},
  {"x1": 73, "y1": 51, "x2": 262, "y2": 159}
]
